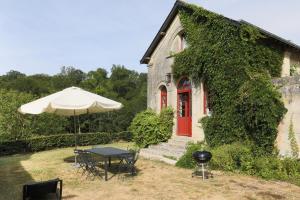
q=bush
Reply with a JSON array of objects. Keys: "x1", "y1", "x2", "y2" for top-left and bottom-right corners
[
  {"x1": 159, "y1": 108, "x2": 174, "y2": 138},
  {"x1": 0, "y1": 131, "x2": 132, "y2": 156},
  {"x1": 210, "y1": 143, "x2": 254, "y2": 173},
  {"x1": 176, "y1": 142, "x2": 300, "y2": 186},
  {"x1": 115, "y1": 131, "x2": 133, "y2": 142},
  {"x1": 176, "y1": 142, "x2": 254, "y2": 172},
  {"x1": 129, "y1": 108, "x2": 174, "y2": 148},
  {"x1": 176, "y1": 142, "x2": 207, "y2": 169},
  {"x1": 0, "y1": 140, "x2": 28, "y2": 155},
  {"x1": 253, "y1": 156, "x2": 284, "y2": 179}
]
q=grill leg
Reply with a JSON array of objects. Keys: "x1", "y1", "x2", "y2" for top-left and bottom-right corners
[{"x1": 201, "y1": 164, "x2": 205, "y2": 181}]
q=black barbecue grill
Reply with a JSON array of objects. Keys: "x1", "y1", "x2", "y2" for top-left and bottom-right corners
[{"x1": 192, "y1": 151, "x2": 212, "y2": 180}]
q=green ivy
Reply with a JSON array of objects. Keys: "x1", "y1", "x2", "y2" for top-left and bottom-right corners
[
  {"x1": 173, "y1": 4, "x2": 286, "y2": 153},
  {"x1": 289, "y1": 118, "x2": 299, "y2": 158}
]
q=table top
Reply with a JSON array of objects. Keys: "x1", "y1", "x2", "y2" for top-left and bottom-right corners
[{"x1": 86, "y1": 147, "x2": 131, "y2": 157}]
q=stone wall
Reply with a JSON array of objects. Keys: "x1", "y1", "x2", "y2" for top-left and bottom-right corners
[
  {"x1": 281, "y1": 49, "x2": 300, "y2": 77},
  {"x1": 146, "y1": 12, "x2": 300, "y2": 146},
  {"x1": 147, "y1": 15, "x2": 205, "y2": 141},
  {"x1": 273, "y1": 75, "x2": 300, "y2": 157}
]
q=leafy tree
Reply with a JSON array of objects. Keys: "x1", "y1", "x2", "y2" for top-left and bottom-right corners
[
  {"x1": 0, "y1": 90, "x2": 34, "y2": 140},
  {"x1": 0, "y1": 65, "x2": 147, "y2": 139}
]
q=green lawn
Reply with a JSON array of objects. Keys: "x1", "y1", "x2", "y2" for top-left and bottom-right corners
[
  {"x1": 1, "y1": 142, "x2": 300, "y2": 200},
  {"x1": 0, "y1": 142, "x2": 132, "y2": 200}
]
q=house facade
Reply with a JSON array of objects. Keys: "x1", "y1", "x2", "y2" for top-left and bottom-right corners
[{"x1": 140, "y1": 1, "x2": 300, "y2": 150}]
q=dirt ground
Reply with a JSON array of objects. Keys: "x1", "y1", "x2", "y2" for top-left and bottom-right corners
[{"x1": 1, "y1": 144, "x2": 300, "y2": 200}]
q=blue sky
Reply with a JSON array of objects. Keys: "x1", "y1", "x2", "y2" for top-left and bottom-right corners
[{"x1": 0, "y1": 0, "x2": 299, "y2": 75}]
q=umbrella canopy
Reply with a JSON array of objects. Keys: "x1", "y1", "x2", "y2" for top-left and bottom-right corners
[{"x1": 18, "y1": 86, "x2": 123, "y2": 116}]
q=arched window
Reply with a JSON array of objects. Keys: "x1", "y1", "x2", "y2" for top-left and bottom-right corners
[
  {"x1": 180, "y1": 33, "x2": 188, "y2": 51},
  {"x1": 160, "y1": 86, "x2": 167, "y2": 109},
  {"x1": 177, "y1": 77, "x2": 191, "y2": 90},
  {"x1": 203, "y1": 84, "x2": 211, "y2": 115}
]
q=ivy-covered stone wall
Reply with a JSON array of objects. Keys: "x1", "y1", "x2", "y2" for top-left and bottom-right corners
[
  {"x1": 274, "y1": 75, "x2": 300, "y2": 157},
  {"x1": 173, "y1": 4, "x2": 287, "y2": 153}
]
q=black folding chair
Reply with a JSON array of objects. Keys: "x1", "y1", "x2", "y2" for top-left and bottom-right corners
[
  {"x1": 118, "y1": 149, "x2": 140, "y2": 176},
  {"x1": 23, "y1": 178, "x2": 62, "y2": 200},
  {"x1": 80, "y1": 151, "x2": 103, "y2": 180},
  {"x1": 76, "y1": 149, "x2": 86, "y2": 174}
]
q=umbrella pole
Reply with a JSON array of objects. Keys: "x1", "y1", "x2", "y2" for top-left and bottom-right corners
[
  {"x1": 77, "y1": 115, "x2": 81, "y2": 145},
  {"x1": 74, "y1": 111, "x2": 77, "y2": 165}
]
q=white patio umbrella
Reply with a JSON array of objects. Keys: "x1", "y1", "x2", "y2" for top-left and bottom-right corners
[{"x1": 18, "y1": 86, "x2": 123, "y2": 163}]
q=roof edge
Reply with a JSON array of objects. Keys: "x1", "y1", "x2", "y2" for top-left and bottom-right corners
[
  {"x1": 140, "y1": 0, "x2": 186, "y2": 64},
  {"x1": 140, "y1": 0, "x2": 300, "y2": 64}
]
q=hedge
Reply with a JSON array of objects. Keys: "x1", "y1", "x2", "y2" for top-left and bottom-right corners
[
  {"x1": 176, "y1": 142, "x2": 300, "y2": 186},
  {"x1": 0, "y1": 131, "x2": 132, "y2": 156}
]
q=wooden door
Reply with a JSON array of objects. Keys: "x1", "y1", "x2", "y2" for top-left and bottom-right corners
[{"x1": 177, "y1": 78, "x2": 192, "y2": 137}]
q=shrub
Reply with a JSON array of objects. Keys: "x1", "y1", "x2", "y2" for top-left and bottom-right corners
[
  {"x1": 159, "y1": 107, "x2": 174, "y2": 139},
  {"x1": 176, "y1": 142, "x2": 207, "y2": 169},
  {"x1": 176, "y1": 142, "x2": 254, "y2": 172},
  {"x1": 210, "y1": 143, "x2": 254, "y2": 173},
  {"x1": 176, "y1": 142, "x2": 300, "y2": 186},
  {"x1": 0, "y1": 140, "x2": 28, "y2": 155},
  {"x1": 129, "y1": 108, "x2": 174, "y2": 148},
  {"x1": 0, "y1": 131, "x2": 132, "y2": 156},
  {"x1": 253, "y1": 156, "x2": 284, "y2": 179},
  {"x1": 115, "y1": 131, "x2": 133, "y2": 142}
]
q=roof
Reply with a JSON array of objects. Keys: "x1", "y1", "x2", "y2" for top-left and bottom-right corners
[{"x1": 140, "y1": 0, "x2": 300, "y2": 64}]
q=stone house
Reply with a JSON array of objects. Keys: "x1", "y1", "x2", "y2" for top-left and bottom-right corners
[{"x1": 140, "y1": 0, "x2": 300, "y2": 158}]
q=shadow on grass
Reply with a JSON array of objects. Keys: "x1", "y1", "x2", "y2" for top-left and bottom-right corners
[
  {"x1": 63, "y1": 194, "x2": 78, "y2": 199},
  {"x1": 0, "y1": 153, "x2": 33, "y2": 200},
  {"x1": 63, "y1": 155, "x2": 76, "y2": 163},
  {"x1": 63, "y1": 155, "x2": 141, "y2": 181}
]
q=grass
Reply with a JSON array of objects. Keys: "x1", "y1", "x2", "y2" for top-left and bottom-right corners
[{"x1": 1, "y1": 142, "x2": 300, "y2": 200}]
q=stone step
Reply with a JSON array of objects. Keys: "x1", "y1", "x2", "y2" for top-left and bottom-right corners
[
  {"x1": 167, "y1": 137, "x2": 193, "y2": 146},
  {"x1": 158, "y1": 142, "x2": 187, "y2": 150},
  {"x1": 140, "y1": 151, "x2": 177, "y2": 165},
  {"x1": 171, "y1": 136, "x2": 194, "y2": 143},
  {"x1": 141, "y1": 149, "x2": 181, "y2": 162},
  {"x1": 139, "y1": 136, "x2": 192, "y2": 165},
  {"x1": 148, "y1": 144, "x2": 186, "y2": 155},
  {"x1": 140, "y1": 148, "x2": 183, "y2": 160},
  {"x1": 166, "y1": 140, "x2": 189, "y2": 148},
  {"x1": 149, "y1": 141, "x2": 186, "y2": 150}
]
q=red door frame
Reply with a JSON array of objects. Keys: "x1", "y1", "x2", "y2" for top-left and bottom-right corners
[{"x1": 177, "y1": 78, "x2": 192, "y2": 137}]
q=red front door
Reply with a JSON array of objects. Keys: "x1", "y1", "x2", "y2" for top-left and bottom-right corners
[{"x1": 177, "y1": 78, "x2": 192, "y2": 137}]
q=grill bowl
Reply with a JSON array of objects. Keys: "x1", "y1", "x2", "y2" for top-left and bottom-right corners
[{"x1": 192, "y1": 151, "x2": 212, "y2": 164}]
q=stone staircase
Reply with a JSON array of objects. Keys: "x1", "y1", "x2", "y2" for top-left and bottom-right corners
[{"x1": 140, "y1": 136, "x2": 193, "y2": 165}]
